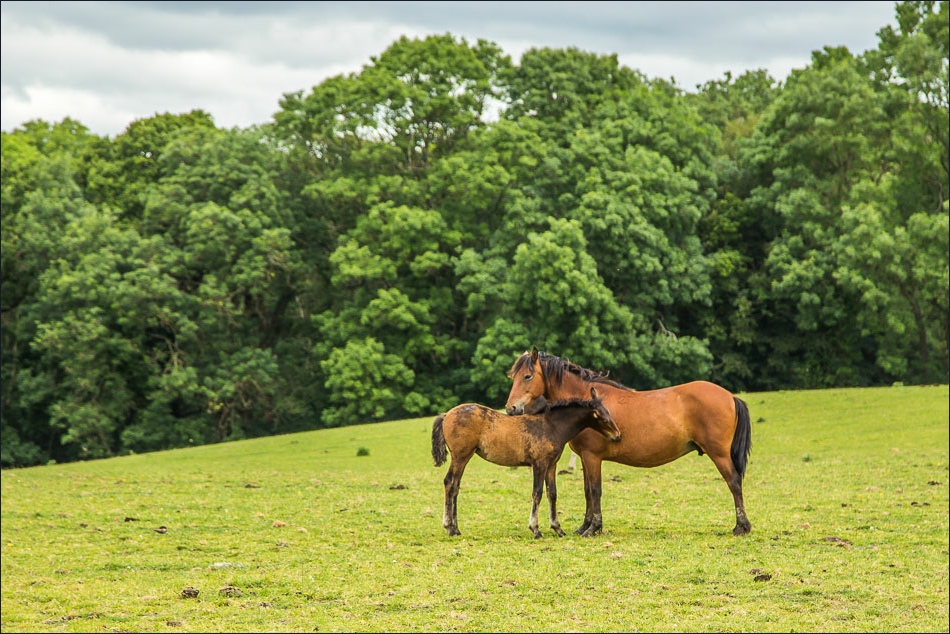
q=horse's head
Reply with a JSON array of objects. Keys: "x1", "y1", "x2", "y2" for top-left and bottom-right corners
[
  {"x1": 505, "y1": 347, "x2": 546, "y2": 415},
  {"x1": 587, "y1": 387, "x2": 621, "y2": 441}
]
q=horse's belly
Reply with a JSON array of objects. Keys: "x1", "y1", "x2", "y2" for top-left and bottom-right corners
[
  {"x1": 573, "y1": 430, "x2": 694, "y2": 467},
  {"x1": 618, "y1": 433, "x2": 700, "y2": 466},
  {"x1": 610, "y1": 445, "x2": 693, "y2": 467}
]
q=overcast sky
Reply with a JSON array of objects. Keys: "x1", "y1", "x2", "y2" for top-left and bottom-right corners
[{"x1": 2, "y1": 1, "x2": 899, "y2": 138}]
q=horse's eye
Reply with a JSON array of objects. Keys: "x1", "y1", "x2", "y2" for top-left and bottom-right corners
[{"x1": 524, "y1": 374, "x2": 532, "y2": 381}]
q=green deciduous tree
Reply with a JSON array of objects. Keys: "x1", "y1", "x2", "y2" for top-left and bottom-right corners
[
  {"x1": 2, "y1": 120, "x2": 112, "y2": 464},
  {"x1": 315, "y1": 202, "x2": 463, "y2": 424}
]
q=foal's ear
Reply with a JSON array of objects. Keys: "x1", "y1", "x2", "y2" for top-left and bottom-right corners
[{"x1": 590, "y1": 386, "x2": 598, "y2": 400}]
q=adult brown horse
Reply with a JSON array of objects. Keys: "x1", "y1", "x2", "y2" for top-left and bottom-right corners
[
  {"x1": 432, "y1": 388, "x2": 621, "y2": 538},
  {"x1": 505, "y1": 347, "x2": 752, "y2": 537}
]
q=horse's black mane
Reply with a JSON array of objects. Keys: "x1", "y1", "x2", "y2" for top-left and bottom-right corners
[{"x1": 512, "y1": 350, "x2": 632, "y2": 391}]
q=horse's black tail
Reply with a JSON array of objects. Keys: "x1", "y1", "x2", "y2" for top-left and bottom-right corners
[
  {"x1": 431, "y1": 414, "x2": 448, "y2": 467},
  {"x1": 731, "y1": 397, "x2": 752, "y2": 481}
]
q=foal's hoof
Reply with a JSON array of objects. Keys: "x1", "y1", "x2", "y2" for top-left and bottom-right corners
[
  {"x1": 446, "y1": 527, "x2": 461, "y2": 537},
  {"x1": 553, "y1": 527, "x2": 566, "y2": 537}
]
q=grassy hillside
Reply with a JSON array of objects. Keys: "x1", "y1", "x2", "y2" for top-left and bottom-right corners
[{"x1": 2, "y1": 385, "x2": 948, "y2": 632}]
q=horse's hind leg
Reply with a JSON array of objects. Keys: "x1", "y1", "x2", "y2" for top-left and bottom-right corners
[
  {"x1": 544, "y1": 462, "x2": 565, "y2": 537},
  {"x1": 443, "y1": 453, "x2": 472, "y2": 536},
  {"x1": 709, "y1": 453, "x2": 751, "y2": 536}
]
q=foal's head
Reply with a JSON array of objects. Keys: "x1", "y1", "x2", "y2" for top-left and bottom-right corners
[{"x1": 545, "y1": 387, "x2": 621, "y2": 441}]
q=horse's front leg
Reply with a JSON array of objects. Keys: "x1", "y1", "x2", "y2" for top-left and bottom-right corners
[
  {"x1": 577, "y1": 453, "x2": 604, "y2": 537},
  {"x1": 528, "y1": 464, "x2": 544, "y2": 538},
  {"x1": 544, "y1": 461, "x2": 565, "y2": 537}
]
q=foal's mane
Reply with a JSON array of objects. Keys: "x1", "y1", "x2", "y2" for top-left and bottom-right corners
[
  {"x1": 514, "y1": 351, "x2": 632, "y2": 391},
  {"x1": 542, "y1": 395, "x2": 601, "y2": 412}
]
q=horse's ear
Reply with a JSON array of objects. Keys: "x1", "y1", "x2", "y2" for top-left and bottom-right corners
[
  {"x1": 590, "y1": 386, "x2": 598, "y2": 400},
  {"x1": 530, "y1": 346, "x2": 539, "y2": 362}
]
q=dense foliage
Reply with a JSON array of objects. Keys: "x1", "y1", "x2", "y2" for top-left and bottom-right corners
[{"x1": 2, "y1": 2, "x2": 947, "y2": 466}]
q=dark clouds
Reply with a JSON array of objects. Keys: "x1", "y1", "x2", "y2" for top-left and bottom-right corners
[{"x1": 1, "y1": 1, "x2": 897, "y2": 137}]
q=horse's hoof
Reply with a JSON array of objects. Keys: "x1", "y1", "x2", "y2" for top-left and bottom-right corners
[
  {"x1": 447, "y1": 528, "x2": 461, "y2": 537},
  {"x1": 733, "y1": 524, "x2": 752, "y2": 536}
]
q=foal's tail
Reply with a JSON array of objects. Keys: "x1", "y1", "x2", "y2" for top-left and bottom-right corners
[
  {"x1": 431, "y1": 414, "x2": 448, "y2": 467},
  {"x1": 731, "y1": 397, "x2": 752, "y2": 481}
]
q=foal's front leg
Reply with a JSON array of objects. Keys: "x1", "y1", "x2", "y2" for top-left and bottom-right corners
[{"x1": 577, "y1": 453, "x2": 604, "y2": 537}]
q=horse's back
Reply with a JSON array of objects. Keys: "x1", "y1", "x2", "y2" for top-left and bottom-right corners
[
  {"x1": 673, "y1": 380, "x2": 736, "y2": 409},
  {"x1": 598, "y1": 380, "x2": 731, "y2": 415}
]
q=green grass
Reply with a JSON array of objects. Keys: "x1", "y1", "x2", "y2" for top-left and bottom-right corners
[{"x1": 2, "y1": 385, "x2": 948, "y2": 632}]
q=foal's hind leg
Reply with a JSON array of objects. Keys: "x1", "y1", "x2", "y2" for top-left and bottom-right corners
[
  {"x1": 443, "y1": 453, "x2": 473, "y2": 536},
  {"x1": 544, "y1": 462, "x2": 566, "y2": 537},
  {"x1": 528, "y1": 464, "x2": 545, "y2": 538},
  {"x1": 709, "y1": 453, "x2": 752, "y2": 536}
]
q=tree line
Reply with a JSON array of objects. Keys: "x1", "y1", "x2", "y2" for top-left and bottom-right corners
[{"x1": 2, "y1": 1, "x2": 947, "y2": 467}]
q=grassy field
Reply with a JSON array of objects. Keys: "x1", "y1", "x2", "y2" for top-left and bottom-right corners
[{"x1": 2, "y1": 385, "x2": 948, "y2": 633}]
